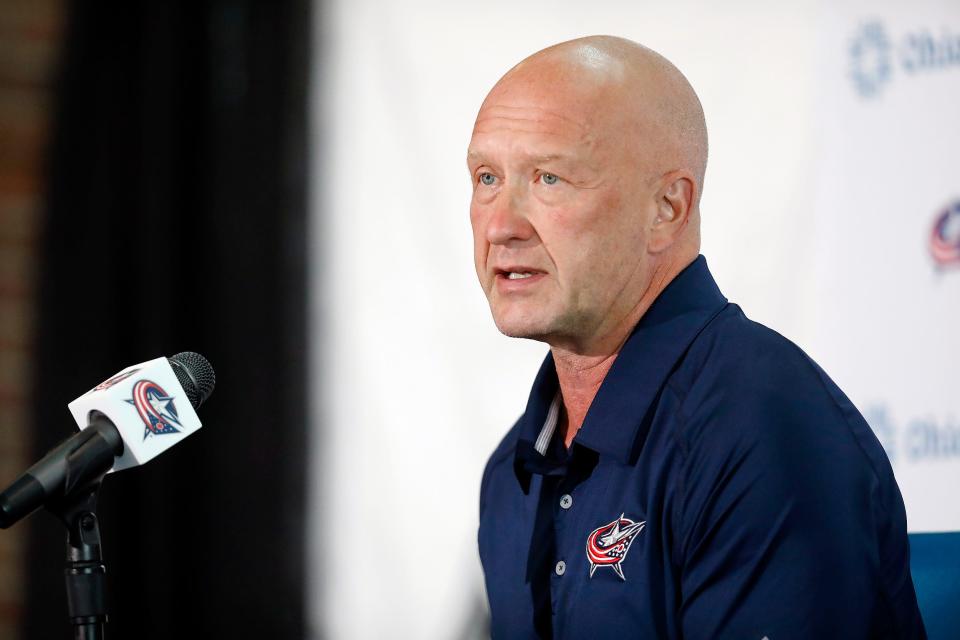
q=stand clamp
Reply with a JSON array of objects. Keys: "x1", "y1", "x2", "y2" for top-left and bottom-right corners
[{"x1": 49, "y1": 478, "x2": 108, "y2": 640}]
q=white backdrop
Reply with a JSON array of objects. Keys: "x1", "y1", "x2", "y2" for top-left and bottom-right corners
[
  {"x1": 307, "y1": 1, "x2": 960, "y2": 637},
  {"x1": 808, "y1": 2, "x2": 960, "y2": 531}
]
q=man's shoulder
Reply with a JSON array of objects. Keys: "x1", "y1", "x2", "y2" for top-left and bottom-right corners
[
  {"x1": 672, "y1": 303, "x2": 893, "y2": 485},
  {"x1": 671, "y1": 303, "x2": 850, "y2": 450},
  {"x1": 485, "y1": 417, "x2": 523, "y2": 471},
  {"x1": 699, "y1": 302, "x2": 809, "y2": 363},
  {"x1": 677, "y1": 302, "x2": 832, "y2": 401}
]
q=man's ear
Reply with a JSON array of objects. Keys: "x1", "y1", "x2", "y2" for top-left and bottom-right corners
[{"x1": 649, "y1": 171, "x2": 695, "y2": 253}]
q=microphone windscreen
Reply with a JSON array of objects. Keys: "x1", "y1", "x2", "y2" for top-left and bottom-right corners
[{"x1": 168, "y1": 352, "x2": 216, "y2": 410}]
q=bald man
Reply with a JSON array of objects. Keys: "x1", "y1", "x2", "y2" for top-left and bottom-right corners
[{"x1": 470, "y1": 36, "x2": 925, "y2": 639}]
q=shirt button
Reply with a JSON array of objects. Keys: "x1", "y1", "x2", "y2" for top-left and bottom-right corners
[
  {"x1": 555, "y1": 560, "x2": 566, "y2": 576},
  {"x1": 559, "y1": 494, "x2": 573, "y2": 510}
]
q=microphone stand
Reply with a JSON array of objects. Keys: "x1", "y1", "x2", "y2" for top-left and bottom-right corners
[{"x1": 46, "y1": 458, "x2": 112, "y2": 639}]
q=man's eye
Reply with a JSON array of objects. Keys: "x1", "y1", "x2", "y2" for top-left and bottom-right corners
[
  {"x1": 479, "y1": 173, "x2": 496, "y2": 186},
  {"x1": 541, "y1": 173, "x2": 558, "y2": 185}
]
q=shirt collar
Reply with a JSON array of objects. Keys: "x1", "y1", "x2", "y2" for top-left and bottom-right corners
[{"x1": 514, "y1": 255, "x2": 728, "y2": 473}]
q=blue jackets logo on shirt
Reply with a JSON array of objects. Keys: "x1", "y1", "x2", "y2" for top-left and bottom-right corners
[{"x1": 585, "y1": 513, "x2": 646, "y2": 580}]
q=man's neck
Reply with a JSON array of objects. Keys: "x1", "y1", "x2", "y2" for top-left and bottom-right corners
[
  {"x1": 552, "y1": 349, "x2": 620, "y2": 448},
  {"x1": 551, "y1": 255, "x2": 694, "y2": 448}
]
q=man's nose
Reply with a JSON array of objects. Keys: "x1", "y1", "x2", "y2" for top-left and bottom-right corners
[{"x1": 485, "y1": 188, "x2": 535, "y2": 246}]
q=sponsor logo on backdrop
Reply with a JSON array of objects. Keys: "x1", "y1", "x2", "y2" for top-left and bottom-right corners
[
  {"x1": 126, "y1": 380, "x2": 183, "y2": 439},
  {"x1": 849, "y1": 21, "x2": 960, "y2": 98},
  {"x1": 930, "y1": 199, "x2": 960, "y2": 268},
  {"x1": 850, "y1": 22, "x2": 892, "y2": 97},
  {"x1": 865, "y1": 405, "x2": 960, "y2": 464}
]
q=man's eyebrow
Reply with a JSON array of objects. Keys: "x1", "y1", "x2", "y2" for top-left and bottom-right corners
[
  {"x1": 466, "y1": 150, "x2": 573, "y2": 163},
  {"x1": 529, "y1": 153, "x2": 570, "y2": 163}
]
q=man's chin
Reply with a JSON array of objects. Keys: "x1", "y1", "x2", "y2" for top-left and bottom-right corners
[{"x1": 492, "y1": 315, "x2": 554, "y2": 342}]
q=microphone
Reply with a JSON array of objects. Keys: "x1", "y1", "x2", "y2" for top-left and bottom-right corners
[{"x1": 0, "y1": 351, "x2": 215, "y2": 529}]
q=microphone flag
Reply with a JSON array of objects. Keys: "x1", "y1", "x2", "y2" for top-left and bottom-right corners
[{"x1": 68, "y1": 357, "x2": 203, "y2": 472}]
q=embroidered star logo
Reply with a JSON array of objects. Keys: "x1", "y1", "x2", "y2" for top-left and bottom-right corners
[{"x1": 585, "y1": 513, "x2": 646, "y2": 580}]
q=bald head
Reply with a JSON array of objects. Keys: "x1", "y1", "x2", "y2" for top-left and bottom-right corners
[
  {"x1": 481, "y1": 35, "x2": 708, "y2": 212},
  {"x1": 468, "y1": 36, "x2": 708, "y2": 353}
]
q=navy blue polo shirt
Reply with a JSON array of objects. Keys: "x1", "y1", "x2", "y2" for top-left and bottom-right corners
[{"x1": 478, "y1": 256, "x2": 926, "y2": 639}]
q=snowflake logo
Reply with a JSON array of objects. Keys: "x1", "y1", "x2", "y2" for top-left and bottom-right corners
[{"x1": 849, "y1": 21, "x2": 892, "y2": 98}]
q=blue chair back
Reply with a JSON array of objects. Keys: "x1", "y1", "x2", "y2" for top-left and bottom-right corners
[{"x1": 910, "y1": 532, "x2": 960, "y2": 639}]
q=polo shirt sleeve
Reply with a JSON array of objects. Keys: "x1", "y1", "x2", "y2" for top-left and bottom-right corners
[{"x1": 673, "y1": 340, "x2": 919, "y2": 639}]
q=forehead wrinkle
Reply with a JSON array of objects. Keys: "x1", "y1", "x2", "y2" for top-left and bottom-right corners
[
  {"x1": 475, "y1": 104, "x2": 589, "y2": 133},
  {"x1": 472, "y1": 109, "x2": 600, "y2": 151},
  {"x1": 473, "y1": 117, "x2": 581, "y2": 135},
  {"x1": 471, "y1": 124, "x2": 594, "y2": 147}
]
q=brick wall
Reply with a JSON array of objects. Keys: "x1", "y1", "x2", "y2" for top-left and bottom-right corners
[{"x1": 0, "y1": 1, "x2": 63, "y2": 638}]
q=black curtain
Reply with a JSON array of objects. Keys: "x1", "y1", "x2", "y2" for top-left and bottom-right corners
[{"x1": 24, "y1": 1, "x2": 309, "y2": 637}]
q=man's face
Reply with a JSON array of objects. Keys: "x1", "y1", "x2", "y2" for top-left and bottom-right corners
[{"x1": 467, "y1": 74, "x2": 657, "y2": 349}]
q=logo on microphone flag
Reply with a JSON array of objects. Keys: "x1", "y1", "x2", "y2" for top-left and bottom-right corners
[
  {"x1": 585, "y1": 513, "x2": 646, "y2": 581},
  {"x1": 93, "y1": 368, "x2": 140, "y2": 392},
  {"x1": 126, "y1": 380, "x2": 183, "y2": 440}
]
